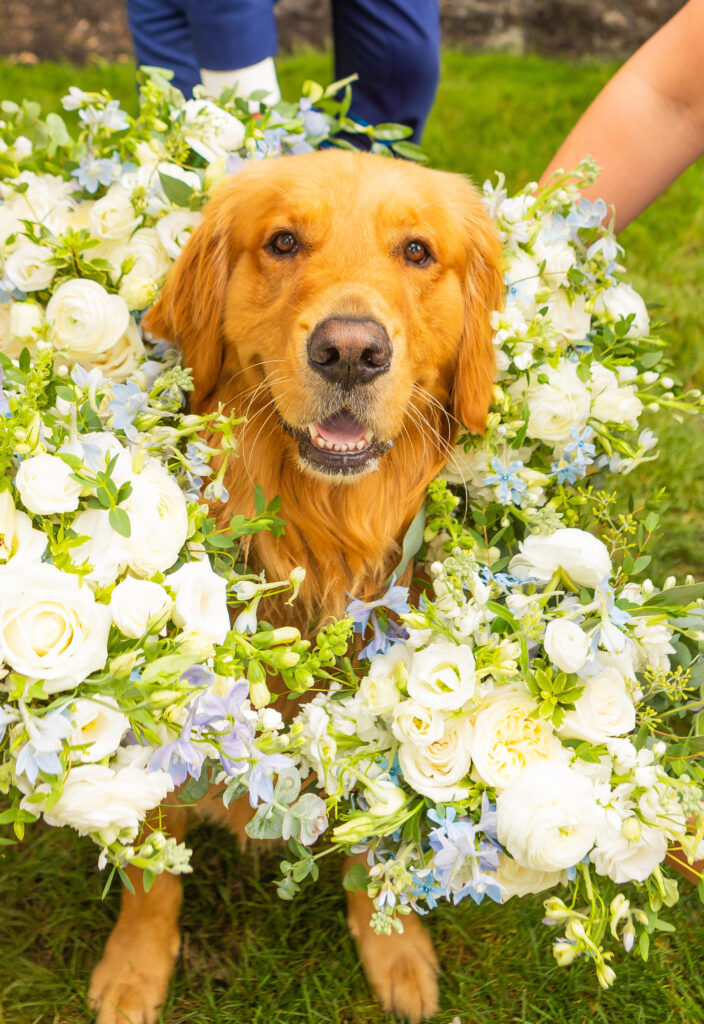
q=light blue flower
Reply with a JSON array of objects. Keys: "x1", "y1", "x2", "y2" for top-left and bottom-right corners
[
  {"x1": 428, "y1": 811, "x2": 502, "y2": 906},
  {"x1": 0, "y1": 368, "x2": 9, "y2": 418},
  {"x1": 299, "y1": 98, "x2": 329, "y2": 139},
  {"x1": 71, "y1": 155, "x2": 117, "y2": 193},
  {"x1": 79, "y1": 100, "x2": 129, "y2": 132},
  {"x1": 149, "y1": 711, "x2": 205, "y2": 785},
  {"x1": 108, "y1": 380, "x2": 149, "y2": 429},
  {"x1": 483, "y1": 456, "x2": 527, "y2": 506},
  {"x1": 347, "y1": 580, "x2": 410, "y2": 659},
  {"x1": 16, "y1": 709, "x2": 73, "y2": 785},
  {"x1": 248, "y1": 752, "x2": 292, "y2": 807},
  {"x1": 564, "y1": 426, "x2": 596, "y2": 469}
]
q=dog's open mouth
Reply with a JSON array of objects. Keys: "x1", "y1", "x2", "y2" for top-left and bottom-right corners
[{"x1": 291, "y1": 410, "x2": 392, "y2": 476}]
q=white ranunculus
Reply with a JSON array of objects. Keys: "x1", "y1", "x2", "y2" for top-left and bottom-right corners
[
  {"x1": 47, "y1": 278, "x2": 130, "y2": 357},
  {"x1": 496, "y1": 762, "x2": 599, "y2": 871},
  {"x1": 544, "y1": 619, "x2": 591, "y2": 674},
  {"x1": 590, "y1": 819, "x2": 667, "y2": 883},
  {"x1": 520, "y1": 359, "x2": 590, "y2": 445},
  {"x1": 15, "y1": 453, "x2": 83, "y2": 514},
  {"x1": 89, "y1": 184, "x2": 143, "y2": 241},
  {"x1": 545, "y1": 290, "x2": 591, "y2": 342},
  {"x1": 509, "y1": 527, "x2": 612, "y2": 589},
  {"x1": 532, "y1": 236, "x2": 576, "y2": 288},
  {"x1": 69, "y1": 697, "x2": 129, "y2": 762},
  {"x1": 559, "y1": 667, "x2": 636, "y2": 744},
  {"x1": 124, "y1": 460, "x2": 189, "y2": 576},
  {"x1": 406, "y1": 641, "x2": 477, "y2": 711},
  {"x1": 594, "y1": 283, "x2": 649, "y2": 338},
  {"x1": 156, "y1": 209, "x2": 203, "y2": 259},
  {"x1": 391, "y1": 699, "x2": 445, "y2": 747},
  {"x1": 167, "y1": 558, "x2": 229, "y2": 643},
  {"x1": 0, "y1": 563, "x2": 111, "y2": 691},
  {"x1": 70, "y1": 508, "x2": 130, "y2": 588},
  {"x1": 468, "y1": 688, "x2": 565, "y2": 790},
  {"x1": 117, "y1": 228, "x2": 171, "y2": 310},
  {"x1": 110, "y1": 577, "x2": 172, "y2": 638},
  {"x1": 4, "y1": 242, "x2": 57, "y2": 292},
  {"x1": 39, "y1": 745, "x2": 174, "y2": 844},
  {"x1": 494, "y1": 853, "x2": 565, "y2": 901},
  {"x1": 398, "y1": 716, "x2": 472, "y2": 801},
  {"x1": 9, "y1": 301, "x2": 43, "y2": 342},
  {"x1": 90, "y1": 316, "x2": 145, "y2": 382},
  {"x1": 182, "y1": 99, "x2": 246, "y2": 162},
  {"x1": 0, "y1": 489, "x2": 47, "y2": 566}
]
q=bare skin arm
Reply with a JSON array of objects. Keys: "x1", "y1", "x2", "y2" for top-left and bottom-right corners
[{"x1": 540, "y1": 0, "x2": 704, "y2": 232}]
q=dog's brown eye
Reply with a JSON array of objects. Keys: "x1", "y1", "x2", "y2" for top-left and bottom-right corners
[
  {"x1": 404, "y1": 239, "x2": 430, "y2": 265},
  {"x1": 270, "y1": 231, "x2": 299, "y2": 255}
]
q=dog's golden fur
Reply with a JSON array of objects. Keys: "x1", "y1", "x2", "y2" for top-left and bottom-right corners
[{"x1": 89, "y1": 149, "x2": 503, "y2": 1024}]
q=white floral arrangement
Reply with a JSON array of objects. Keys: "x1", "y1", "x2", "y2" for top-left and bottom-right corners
[{"x1": 0, "y1": 69, "x2": 702, "y2": 982}]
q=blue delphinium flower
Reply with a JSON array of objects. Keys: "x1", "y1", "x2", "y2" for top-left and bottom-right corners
[
  {"x1": 299, "y1": 98, "x2": 329, "y2": 139},
  {"x1": 148, "y1": 712, "x2": 205, "y2": 785},
  {"x1": 72, "y1": 155, "x2": 117, "y2": 193},
  {"x1": 564, "y1": 426, "x2": 596, "y2": 470},
  {"x1": 248, "y1": 752, "x2": 292, "y2": 807},
  {"x1": 108, "y1": 380, "x2": 150, "y2": 429},
  {"x1": 79, "y1": 100, "x2": 130, "y2": 132},
  {"x1": 428, "y1": 806, "x2": 503, "y2": 906},
  {"x1": 347, "y1": 580, "x2": 410, "y2": 660},
  {"x1": 16, "y1": 709, "x2": 73, "y2": 785},
  {"x1": 483, "y1": 455, "x2": 527, "y2": 506}
]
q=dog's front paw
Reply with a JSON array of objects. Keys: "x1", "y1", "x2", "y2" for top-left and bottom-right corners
[
  {"x1": 88, "y1": 941, "x2": 177, "y2": 1024},
  {"x1": 352, "y1": 913, "x2": 439, "y2": 1022}
]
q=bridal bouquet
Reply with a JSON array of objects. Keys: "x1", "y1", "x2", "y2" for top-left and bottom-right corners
[{"x1": 0, "y1": 68, "x2": 702, "y2": 981}]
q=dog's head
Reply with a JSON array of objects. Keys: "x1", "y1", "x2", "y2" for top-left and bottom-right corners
[{"x1": 146, "y1": 150, "x2": 503, "y2": 481}]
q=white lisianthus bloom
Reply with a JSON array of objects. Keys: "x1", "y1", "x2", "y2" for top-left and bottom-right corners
[
  {"x1": 90, "y1": 316, "x2": 145, "y2": 382},
  {"x1": 520, "y1": 359, "x2": 590, "y2": 445},
  {"x1": 594, "y1": 283, "x2": 649, "y2": 338},
  {"x1": 591, "y1": 380, "x2": 643, "y2": 427},
  {"x1": 182, "y1": 99, "x2": 246, "y2": 162},
  {"x1": 9, "y1": 301, "x2": 43, "y2": 342},
  {"x1": 509, "y1": 527, "x2": 612, "y2": 589},
  {"x1": 69, "y1": 697, "x2": 129, "y2": 762},
  {"x1": 406, "y1": 641, "x2": 477, "y2": 711},
  {"x1": 15, "y1": 453, "x2": 83, "y2": 514},
  {"x1": 123, "y1": 460, "x2": 189, "y2": 576},
  {"x1": 117, "y1": 228, "x2": 171, "y2": 310},
  {"x1": 0, "y1": 489, "x2": 47, "y2": 566},
  {"x1": 167, "y1": 558, "x2": 229, "y2": 644},
  {"x1": 544, "y1": 619, "x2": 591, "y2": 674},
  {"x1": 398, "y1": 716, "x2": 472, "y2": 801},
  {"x1": 468, "y1": 688, "x2": 565, "y2": 790},
  {"x1": 559, "y1": 667, "x2": 636, "y2": 744},
  {"x1": 363, "y1": 777, "x2": 409, "y2": 817},
  {"x1": 496, "y1": 762, "x2": 599, "y2": 871},
  {"x1": 38, "y1": 745, "x2": 174, "y2": 845},
  {"x1": 4, "y1": 242, "x2": 57, "y2": 292},
  {"x1": 0, "y1": 563, "x2": 111, "y2": 692},
  {"x1": 156, "y1": 210, "x2": 203, "y2": 259},
  {"x1": 110, "y1": 577, "x2": 172, "y2": 638},
  {"x1": 532, "y1": 236, "x2": 576, "y2": 288},
  {"x1": 391, "y1": 699, "x2": 445, "y2": 747},
  {"x1": 89, "y1": 183, "x2": 143, "y2": 241},
  {"x1": 47, "y1": 278, "x2": 130, "y2": 358},
  {"x1": 545, "y1": 290, "x2": 591, "y2": 342},
  {"x1": 359, "y1": 643, "x2": 412, "y2": 716},
  {"x1": 590, "y1": 819, "x2": 667, "y2": 883},
  {"x1": 493, "y1": 853, "x2": 565, "y2": 901},
  {"x1": 70, "y1": 508, "x2": 130, "y2": 588}
]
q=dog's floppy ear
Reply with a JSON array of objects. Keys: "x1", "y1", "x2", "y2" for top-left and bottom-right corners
[
  {"x1": 143, "y1": 183, "x2": 238, "y2": 408},
  {"x1": 450, "y1": 196, "x2": 504, "y2": 434}
]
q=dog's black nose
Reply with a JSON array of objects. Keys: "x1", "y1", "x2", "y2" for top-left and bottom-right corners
[{"x1": 307, "y1": 317, "x2": 392, "y2": 387}]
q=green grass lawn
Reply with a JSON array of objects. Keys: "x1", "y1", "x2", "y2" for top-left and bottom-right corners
[{"x1": 1, "y1": 52, "x2": 703, "y2": 1024}]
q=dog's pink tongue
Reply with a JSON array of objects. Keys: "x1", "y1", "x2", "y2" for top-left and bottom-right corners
[{"x1": 315, "y1": 411, "x2": 367, "y2": 445}]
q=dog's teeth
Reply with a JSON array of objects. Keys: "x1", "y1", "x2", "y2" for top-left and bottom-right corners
[
  {"x1": 356, "y1": 440, "x2": 365, "y2": 451},
  {"x1": 333, "y1": 443, "x2": 342, "y2": 451},
  {"x1": 315, "y1": 436, "x2": 326, "y2": 449},
  {"x1": 324, "y1": 440, "x2": 334, "y2": 450},
  {"x1": 309, "y1": 424, "x2": 319, "y2": 439}
]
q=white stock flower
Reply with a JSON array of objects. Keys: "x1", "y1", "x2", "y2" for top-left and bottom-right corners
[
  {"x1": 110, "y1": 577, "x2": 172, "y2": 638},
  {"x1": 532, "y1": 236, "x2": 576, "y2": 288},
  {"x1": 545, "y1": 290, "x2": 591, "y2": 342},
  {"x1": 497, "y1": 762, "x2": 599, "y2": 871},
  {"x1": 520, "y1": 359, "x2": 590, "y2": 445},
  {"x1": 156, "y1": 210, "x2": 203, "y2": 259},
  {"x1": 391, "y1": 699, "x2": 445, "y2": 747},
  {"x1": 69, "y1": 697, "x2": 129, "y2": 762},
  {"x1": 0, "y1": 563, "x2": 111, "y2": 691},
  {"x1": 4, "y1": 242, "x2": 57, "y2": 292},
  {"x1": 594, "y1": 283, "x2": 649, "y2": 338},
  {"x1": 89, "y1": 316, "x2": 145, "y2": 382},
  {"x1": 590, "y1": 819, "x2": 667, "y2": 883},
  {"x1": 494, "y1": 853, "x2": 565, "y2": 901},
  {"x1": 15, "y1": 453, "x2": 83, "y2": 514},
  {"x1": 167, "y1": 558, "x2": 229, "y2": 644},
  {"x1": 509, "y1": 527, "x2": 612, "y2": 589},
  {"x1": 406, "y1": 641, "x2": 477, "y2": 711},
  {"x1": 544, "y1": 619, "x2": 591, "y2": 674},
  {"x1": 123, "y1": 460, "x2": 189, "y2": 576},
  {"x1": 182, "y1": 99, "x2": 246, "y2": 161},
  {"x1": 47, "y1": 278, "x2": 130, "y2": 357},
  {"x1": 89, "y1": 184, "x2": 142, "y2": 241},
  {"x1": 398, "y1": 716, "x2": 472, "y2": 801},
  {"x1": 0, "y1": 489, "x2": 47, "y2": 566},
  {"x1": 468, "y1": 688, "x2": 565, "y2": 790},
  {"x1": 117, "y1": 228, "x2": 171, "y2": 310},
  {"x1": 559, "y1": 667, "x2": 635, "y2": 744}
]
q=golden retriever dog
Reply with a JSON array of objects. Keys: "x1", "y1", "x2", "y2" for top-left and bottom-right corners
[{"x1": 88, "y1": 149, "x2": 503, "y2": 1024}]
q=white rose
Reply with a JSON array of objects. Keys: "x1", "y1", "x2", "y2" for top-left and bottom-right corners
[
  {"x1": 532, "y1": 236, "x2": 576, "y2": 288},
  {"x1": 4, "y1": 242, "x2": 57, "y2": 292},
  {"x1": 0, "y1": 488, "x2": 47, "y2": 566},
  {"x1": 590, "y1": 819, "x2": 667, "y2": 883},
  {"x1": 398, "y1": 716, "x2": 472, "y2": 801},
  {"x1": 71, "y1": 508, "x2": 130, "y2": 588},
  {"x1": 497, "y1": 762, "x2": 599, "y2": 871},
  {"x1": 0, "y1": 563, "x2": 111, "y2": 691},
  {"x1": 15, "y1": 453, "x2": 83, "y2": 514},
  {"x1": 156, "y1": 210, "x2": 203, "y2": 259},
  {"x1": 594, "y1": 283, "x2": 649, "y2": 338},
  {"x1": 559, "y1": 667, "x2": 635, "y2": 744},
  {"x1": 182, "y1": 99, "x2": 246, "y2": 162},
  {"x1": 509, "y1": 527, "x2": 612, "y2": 589},
  {"x1": 39, "y1": 745, "x2": 174, "y2": 844},
  {"x1": 118, "y1": 228, "x2": 171, "y2": 310},
  {"x1": 520, "y1": 359, "x2": 590, "y2": 445},
  {"x1": 167, "y1": 558, "x2": 229, "y2": 643},
  {"x1": 47, "y1": 279, "x2": 130, "y2": 357},
  {"x1": 545, "y1": 290, "x2": 591, "y2": 342},
  {"x1": 407, "y1": 641, "x2": 477, "y2": 711},
  {"x1": 123, "y1": 460, "x2": 189, "y2": 576},
  {"x1": 89, "y1": 184, "x2": 143, "y2": 241},
  {"x1": 391, "y1": 699, "x2": 445, "y2": 746},
  {"x1": 0, "y1": 303, "x2": 26, "y2": 357},
  {"x1": 544, "y1": 619, "x2": 591, "y2": 674},
  {"x1": 9, "y1": 301, "x2": 43, "y2": 341},
  {"x1": 591, "y1": 385, "x2": 643, "y2": 427},
  {"x1": 110, "y1": 577, "x2": 172, "y2": 638},
  {"x1": 494, "y1": 853, "x2": 565, "y2": 901},
  {"x1": 89, "y1": 316, "x2": 145, "y2": 382},
  {"x1": 469, "y1": 688, "x2": 565, "y2": 790},
  {"x1": 69, "y1": 697, "x2": 129, "y2": 762}
]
